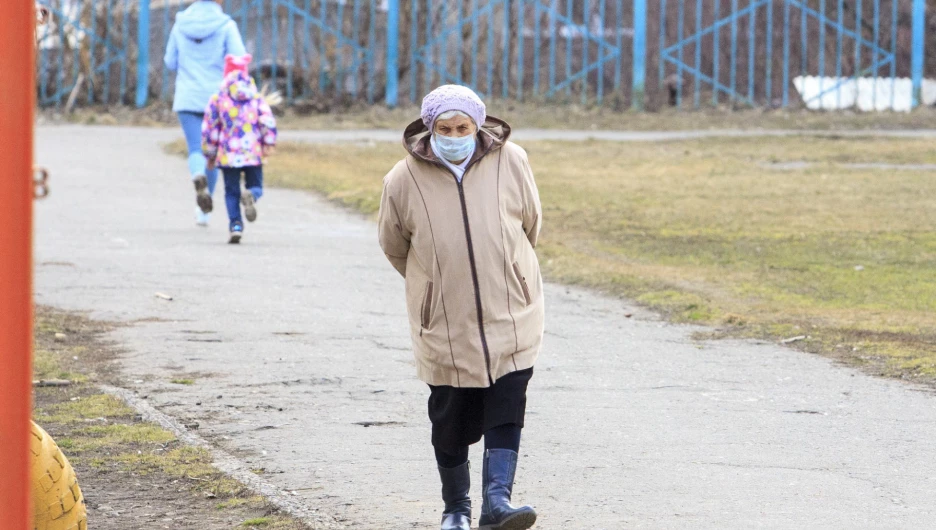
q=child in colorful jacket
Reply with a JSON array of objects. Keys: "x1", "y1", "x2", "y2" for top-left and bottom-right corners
[{"x1": 201, "y1": 54, "x2": 277, "y2": 244}]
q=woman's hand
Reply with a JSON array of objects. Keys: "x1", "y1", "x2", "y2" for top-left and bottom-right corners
[
  {"x1": 262, "y1": 145, "x2": 276, "y2": 157},
  {"x1": 206, "y1": 158, "x2": 216, "y2": 170}
]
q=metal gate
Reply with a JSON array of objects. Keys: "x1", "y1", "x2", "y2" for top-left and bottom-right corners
[
  {"x1": 658, "y1": 0, "x2": 926, "y2": 110},
  {"x1": 226, "y1": 0, "x2": 386, "y2": 103},
  {"x1": 147, "y1": 0, "x2": 386, "y2": 104},
  {"x1": 406, "y1": 0, "x2": 636, "y2": 105},
  {"x1": 36, "y1": 0, "x2": 138, "y2": 106},
  {"x1": 36, "y1": 0, "x2": 929, "y2": 110}
]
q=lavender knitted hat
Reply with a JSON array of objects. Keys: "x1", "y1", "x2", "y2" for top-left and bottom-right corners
[{"x1": 420, "y1": 85, "x2": 487, "y2": 132}]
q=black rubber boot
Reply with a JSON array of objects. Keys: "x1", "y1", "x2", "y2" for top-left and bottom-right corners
[
  {"x1": 478, "y1": 449, "x2": 537, "y2": 530},
  {"x1": 438, "y1": 462, "x2": 471, "y2": 530}
]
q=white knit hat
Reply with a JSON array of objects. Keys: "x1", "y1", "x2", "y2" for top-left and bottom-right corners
[{"x1": 420, "y1": 85, "x2": 487, "y2": 132}]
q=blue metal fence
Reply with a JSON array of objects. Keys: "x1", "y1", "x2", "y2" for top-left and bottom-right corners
[
  {"x1": 405, "y1": 0, "x2": 637, "y2": 105},
  {"x1": 219, "y1": 0, "x2": 386, "y2": 103},
  {"x1": 658, "y1": 0, "x2": 928, "y2": 109},
  {"x1": 37, "y1": 0, "x2": 928, "y2": 110},
  {"x1": 36, "y1": 0, "x2": 137, "y2": 106},
  {"x1": 141, "y1": 0, "x2": 388, "y2": 106}
]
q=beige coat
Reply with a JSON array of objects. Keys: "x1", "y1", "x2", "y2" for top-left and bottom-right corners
[{"x1": 378, "y1": 117, "x2": 544, "y2": 388}]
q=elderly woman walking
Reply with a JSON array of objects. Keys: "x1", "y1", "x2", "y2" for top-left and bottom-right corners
[
  {"x1": 164, "y1": 0, "x2": 245, "y2": 226},
  {"x1": 378, "y1": 85, "x2": 543, "y2": 530}
]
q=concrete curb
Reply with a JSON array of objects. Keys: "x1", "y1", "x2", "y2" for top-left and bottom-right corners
[{"x1": 99, "y1": 385, "x2": 343, "y2": 529}]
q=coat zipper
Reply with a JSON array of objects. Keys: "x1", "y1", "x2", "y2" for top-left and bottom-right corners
[
  {"x1": 427, "y1": 143, "x2": 496, "y2": 384},
  {"x1": 456, "y1": 179, "x2": 494, "y2": 384}
]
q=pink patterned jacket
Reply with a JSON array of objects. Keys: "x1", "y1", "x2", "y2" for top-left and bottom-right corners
[{"x1": 201, "y1": 71, "x2": 277, "y2": 168}]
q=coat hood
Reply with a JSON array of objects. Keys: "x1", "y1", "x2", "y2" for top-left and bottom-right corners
[
  {"x1": 175, "y1": 1, "x2": 232, "y2": 41},
  {"x1": 221, "y1": 71, "x2": 258, "y2": 102},
  {"x1": 403, "y1": 115, "x2": 512, "y2": 169}
]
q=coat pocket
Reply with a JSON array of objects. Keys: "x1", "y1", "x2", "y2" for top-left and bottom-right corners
[
  {"x1": 421, "y1": 281, "x2": 434, "y2": 328},
  {"x1": 512, "y1": 263, "x2": 532, "y2": 306}
]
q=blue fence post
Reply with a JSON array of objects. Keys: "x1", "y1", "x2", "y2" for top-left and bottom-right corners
[
  {"x1": 386, "y1": 0, "x2": 400, "y2": 107},
  {"x1": 911, "y1": 0, "x2": 925, "y2": 108},
  {"x1": 136, "y1": 0, "x2": 151, "y2": 108},
  {"x1": 632, "y1": 0, "x2": 647, "y2": 110}
]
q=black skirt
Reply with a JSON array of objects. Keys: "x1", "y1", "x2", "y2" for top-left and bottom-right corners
[{"x1": 427, "y1": 367, "x2": 534, "y2": 452}]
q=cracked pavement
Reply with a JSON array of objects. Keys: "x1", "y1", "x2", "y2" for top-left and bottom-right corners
[{"x1": 33, "y1": 125, "x2": 936, "y2": 529}]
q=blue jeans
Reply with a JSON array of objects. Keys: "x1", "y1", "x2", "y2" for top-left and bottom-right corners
[
  {"x1": 177, "y1": 111, "x2": 217, "y2": 194},
  {"x1": 222, "y1": 166, "x2": 263, "y2": 227}
]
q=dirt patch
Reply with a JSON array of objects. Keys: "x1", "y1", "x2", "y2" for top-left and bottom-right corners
[{"x1": 33, "y1": 306, "x2": 309, "y2": 530}]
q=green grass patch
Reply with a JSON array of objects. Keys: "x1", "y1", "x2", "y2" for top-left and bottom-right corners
[
  {"x1": 237, "y1": 514, "x2": 305, "y2": 529},
  {"x1": 115, "y1": 446, "x2": 250, "y2": 497},
  {"x1": 34, "y1": 394, "x2": 133, "y2": 425},
  {"x1": 33, "y1": 347, "x2": 86, "y2": 382},
  {"x1": 255, "y1": 135, "x2": 936, "y2": 385},
  {"x1": 217, "y1": 497, "x2": 265, "y2": 510},
  {"x1": 171, "y1": 378, "x2": 195, "y2": 385},
  {"x1": 41, "y1": 423, "x2": 176, "y2": 456}
]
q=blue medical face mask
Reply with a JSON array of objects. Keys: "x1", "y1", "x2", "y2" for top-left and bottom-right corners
[{"x1": 432, "y1": 133, "x2": 476, "y2": 162}]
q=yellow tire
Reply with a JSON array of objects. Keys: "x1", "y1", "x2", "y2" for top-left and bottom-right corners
[{"x1": 30, "y1": 421, "x2": 87, "y2": 530}]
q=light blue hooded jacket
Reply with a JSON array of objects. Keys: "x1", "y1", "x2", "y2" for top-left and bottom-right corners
[{"x1": 164, "y1": 1, "x2": 246, "y2": 113}]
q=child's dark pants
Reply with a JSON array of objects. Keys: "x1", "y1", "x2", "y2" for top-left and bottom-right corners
[{"x1": 221, "y1": 165, "x2": 263, "y2": 228}]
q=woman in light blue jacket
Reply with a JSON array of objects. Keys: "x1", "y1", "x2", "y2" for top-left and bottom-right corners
[{"x1": 164, "y1": 0, "x2": 245, "y2": 226}]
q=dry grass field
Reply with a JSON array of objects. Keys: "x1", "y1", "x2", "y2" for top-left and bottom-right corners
[
  {"x1": 251, "y1": 134, "x2": 936, "y2": 384},
  {"x1": 57, "y1": 101, "x2": 936, "y2": 131}
]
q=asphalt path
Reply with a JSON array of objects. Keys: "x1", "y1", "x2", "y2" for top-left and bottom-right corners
[{"x1": 33, "y1": 125, "x2": 936, "y2": 529}]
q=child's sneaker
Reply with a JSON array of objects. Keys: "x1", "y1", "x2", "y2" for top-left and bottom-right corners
[
  {"x1": 241, "y1": 190, "x2": 257, "y2": 222},
  {"x1": 193, "y1": 174, "x2": 213, "y2": 213},
  {"x1": 228, "y1": 222, "x2": 243, "y2": 244}
]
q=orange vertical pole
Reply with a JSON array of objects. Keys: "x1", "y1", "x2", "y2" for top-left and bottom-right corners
[{"x1": 0, "y1": 0, "x2": 36, "y2": 528}]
